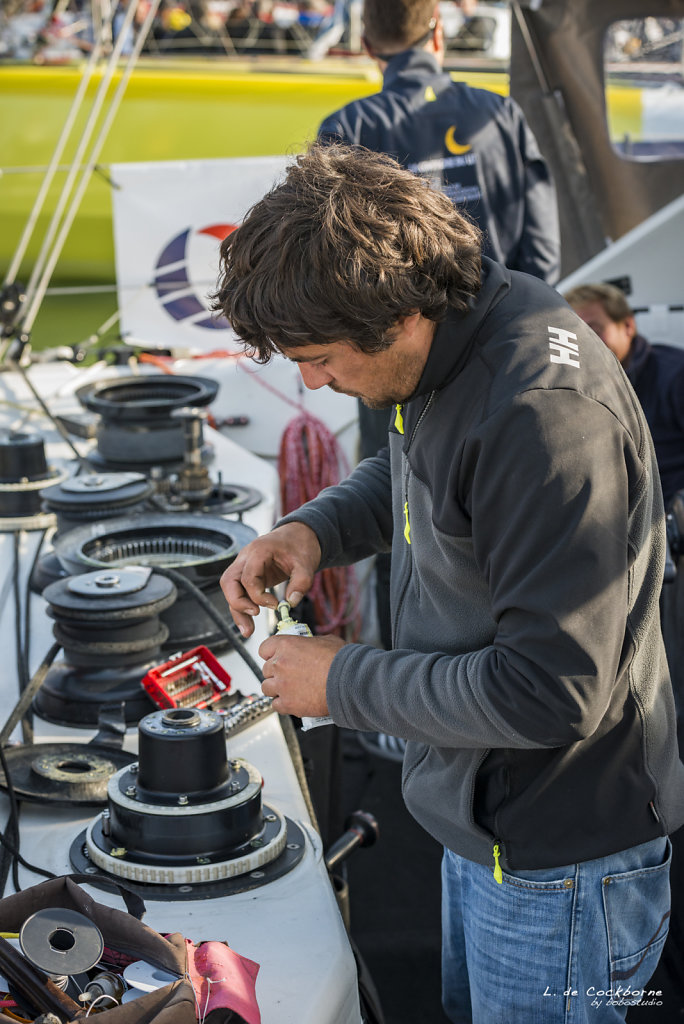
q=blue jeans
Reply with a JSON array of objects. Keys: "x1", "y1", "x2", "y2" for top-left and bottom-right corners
[{"x1": 441, "y1": 837, "x2": 671, "y2": 1023}]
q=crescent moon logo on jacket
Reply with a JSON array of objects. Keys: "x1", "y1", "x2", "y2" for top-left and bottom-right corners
[
  {"x1": 444, "y1": 125, "x2": 471, "y2": 155},
  {"x1": 153, "y1": 223, "x2": 237, "y2": 329}
]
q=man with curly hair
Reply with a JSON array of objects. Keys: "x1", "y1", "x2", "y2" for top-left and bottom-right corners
[
  {"x1": 317, "y1": 0, "x2": 560, "y2": 694},
  {"x1": 213, "y1": 143, "x2": 683, "y2": 1023}
]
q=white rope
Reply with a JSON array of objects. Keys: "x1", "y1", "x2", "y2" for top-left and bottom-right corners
[
  {"x1": 85, "y1": 993, "x2": 120, "y2": 1015},
  {"x1": 3, "y1": 31, "x2": 109, "y2": 290},
  {"x1": 20, "y1": 0, "x2": 154, "y2": 335}
]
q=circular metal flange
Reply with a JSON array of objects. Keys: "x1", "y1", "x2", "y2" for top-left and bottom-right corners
[
  {"x1": 53, "y1": 513, "x2": 256, "y2": 578},
  {"x1": 0, "y1": 743, "x2": 136, "y2": 806},
  {"x1": 0, "y1": 510, "x2": 58, "y2": 532},
  {"x1": 32, "y1": 750, "x2": 116, "y2": 785},
  {"x1": 69, "y1": 815, "x2": 307, "y2": 901},
  {"x1": 76, "y1": 376, "x2": 219, "y2": 468},
  {"x1": 43, "y1": 567, "x2": 176, "y2": 620},
  {"x1": 110, "y1": 758, "x2": 262, "y2": 814},
  {"x1": 202, "y1": 483, "x2": 263, "y2": 517},
  {"x1": 60, "y1": 473, "x2": 149, "y2": 495},
  {"x1": 76, "y1": 375, "x2": 218, "y2": 421},
  {"x1": 83, "y1": 802, "x2": 287, "y2": 885},
  {"x1": 66, "y1": 566, "x2": 153, "y2": 598}
]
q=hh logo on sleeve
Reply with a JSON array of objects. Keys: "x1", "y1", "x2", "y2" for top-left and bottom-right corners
[{"x1": 548, "y1": 326, "x2": 580, "y2": 368}]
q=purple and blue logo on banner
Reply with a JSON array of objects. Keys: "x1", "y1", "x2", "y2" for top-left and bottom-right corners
[{"x1": 154, "y1": 223, "x2": 236, "y2": 330}]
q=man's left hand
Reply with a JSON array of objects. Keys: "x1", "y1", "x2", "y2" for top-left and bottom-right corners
[{"x1": 259, "y1": 633, "x2": 346, "y2": 718}]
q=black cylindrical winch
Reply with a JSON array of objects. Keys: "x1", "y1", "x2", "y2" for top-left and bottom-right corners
[
  {"x1": 0, "y1": 429, "x2": 65, "y2": 531},
  {"x1": 80, "y1": 708, "x2": 293, "y2": 886},
  {"x1": 75, "y1": 375, "x2": 218, "y2": 469},
  {"x1": 137, "y1": 707, "x2": 230, "y2": 797},
  {"x1": 35, "y1": 566, "x2": 177, "y2": 727}
]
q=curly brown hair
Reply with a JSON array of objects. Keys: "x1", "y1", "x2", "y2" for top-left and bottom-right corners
[{"x1": 211, "y1": 143, "x2": 482, "y2": 363}]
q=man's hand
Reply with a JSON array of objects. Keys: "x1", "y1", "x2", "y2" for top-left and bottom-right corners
[
  {"x1": 259, "y1": 632, "x2": 346, "y2": 718},
  {"x1": 220, "y1": 521, "x2": 321, "y2": 637}
]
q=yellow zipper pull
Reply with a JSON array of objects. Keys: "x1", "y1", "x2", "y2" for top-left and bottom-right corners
[
  {"x1": 403, "y1": 501, "x2": 411, "y2": 544},
  {"x1": 394, "y1": 404, "x2": 405, "y2": 434},
  {"x1": 493, "y1": 843, "x2": 503, "y2": 884}
]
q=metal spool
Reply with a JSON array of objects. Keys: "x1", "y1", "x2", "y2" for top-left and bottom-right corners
[
  {"x1": 72, "y1": 708, "x2": 305, "y2": 898},
  {"x1": 20, "y1": 909, "x2": 104, "y2": 977},
  {"x1": 53, "y1": 513, "x2": 256, "y2": 652},
  {"x1": 34, "y1": 566, "x2": 177, "y2": 727},
  {"x1": 75, "y1": 375, "x2": 218, "y2": 468},
  {"x1": 0, "y1": 429, "x2": 65, "y2": 531},
  {"x1": 31, "y1": 472, "x2": 155, "y2": 594}
]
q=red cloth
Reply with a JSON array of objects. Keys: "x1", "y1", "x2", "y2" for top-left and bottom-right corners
[{"x1": 185, "y1": 938, "x2": 260, "y2": 1024}]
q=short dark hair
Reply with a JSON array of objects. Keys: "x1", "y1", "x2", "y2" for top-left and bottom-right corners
[
  {"x1": 363, "y1": 0, "x2": 436, "y2": 54},
  {"x1": 211, "y1": 143, "x2": 482, "y2": 363},
  {"x1": 563, "y1": 283, "x2": 633, "y2": 323}
]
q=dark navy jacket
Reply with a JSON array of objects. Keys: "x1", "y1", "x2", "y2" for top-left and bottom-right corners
[
  {"x1": 625, "y1": 334, "x2": 684, "y2": 507},
  {"x1": 318, "y1": 48, "x2": 560, "y2": 285}
]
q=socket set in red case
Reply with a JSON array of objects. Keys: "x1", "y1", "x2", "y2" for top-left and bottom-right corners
[{"x1": 142, "y1": 645, "x2": 233, "y2": 711}]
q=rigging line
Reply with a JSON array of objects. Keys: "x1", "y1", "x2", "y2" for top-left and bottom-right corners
[
  {"x1": 0, "y1": 742, "x2": 57, "y2": 888},
  {"x1": 0, "y1": 641, "x2": 61, "y2": 747},
  {"x1": 5, "y1": 359, "x2": 91, "y2": 469},
  {"x1": 22, "y1": 529, "x2": 49, "y2": 705},
  {"x1": 43, "y1": 283, "x2": 119, "y2": 295},
  {"x1": 18, "y1": 0, "x2": 141, "y2": 333},
  {"x1": 510, "y1": 1, "x2": 552, "y2": 97},
  {"x1": 0, "y1": 164, "x2": 87, "y2": 175},
  {"x1": 12, "y1": 532, "x2": 32, "y2": 745},
  {"x1": 18, "y1": 0, "x2": 139, "y2": 325},
  {"x1": 3, "y1": 14, "x2": 112, "y2": 291},
  {"x1": 21, "y1": 0, "x2": 163, "y2": 338}
]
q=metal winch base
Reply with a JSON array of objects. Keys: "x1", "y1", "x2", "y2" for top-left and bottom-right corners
[
  {"x1": 69, "y1": 817, "x2": 306, "y2": 901},
  {"x1": 70, "y1": 707, "x2": 305, "y2": 899}
]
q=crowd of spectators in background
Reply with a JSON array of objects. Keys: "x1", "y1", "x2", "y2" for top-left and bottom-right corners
[
  {"x1": 0, "y1": 0, "x2": 344, "y2": 62},
  {"x1": 3, "y1": 2, "x2": 680, "y2": 66},
  {"x1": 0, "y1": 0, "x2": 511, "y2": 64}
]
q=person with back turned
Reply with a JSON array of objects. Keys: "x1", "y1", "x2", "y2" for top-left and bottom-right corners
[{"x1": 212, "y1": 142, "x2": 684, "y2": 1023}]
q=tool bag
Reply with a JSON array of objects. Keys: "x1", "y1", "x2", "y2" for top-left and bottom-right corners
[{"x1": 0, "y1": 874, "x2": 260, "y2": 1024}]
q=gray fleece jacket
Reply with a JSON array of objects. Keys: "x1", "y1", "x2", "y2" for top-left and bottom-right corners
[{"x1": 281, "y1": 258, "x2": 684, "y2": 872}]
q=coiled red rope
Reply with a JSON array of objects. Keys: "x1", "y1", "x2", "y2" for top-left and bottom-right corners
[{"x1": 278, "y1": 411, "x2": 360, "y2": 639}]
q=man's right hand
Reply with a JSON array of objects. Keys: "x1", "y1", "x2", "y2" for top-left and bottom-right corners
[{"x1": 220, "y1": 521, "x2": 321, "y2": 637}]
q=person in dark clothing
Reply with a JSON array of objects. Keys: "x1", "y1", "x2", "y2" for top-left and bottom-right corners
[
  {"x1": 212, "y1": 142, "x2": 684, "y2": 1023},
  {"x1": 564, "y1": 284, "x2": 684, "y2": 1024},
  {"x1": 564, "y1": 282, "x2": 684, "y2": 508},
  {"x1": 318, "y1": 0, "x2": 559, "y2": 283},
  {"x1": 318, "y1": 0, "x2": 560, "y2": 685}
]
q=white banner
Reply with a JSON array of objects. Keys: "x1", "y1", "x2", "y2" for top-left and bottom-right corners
[{"x1": 111, "y1": 156, "x2": 289, "y2": 352}]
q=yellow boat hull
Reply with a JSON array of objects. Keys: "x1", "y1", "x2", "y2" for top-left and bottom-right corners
[{"x1": 1, "y1": 59, "x2": 507, "y2": 285}]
